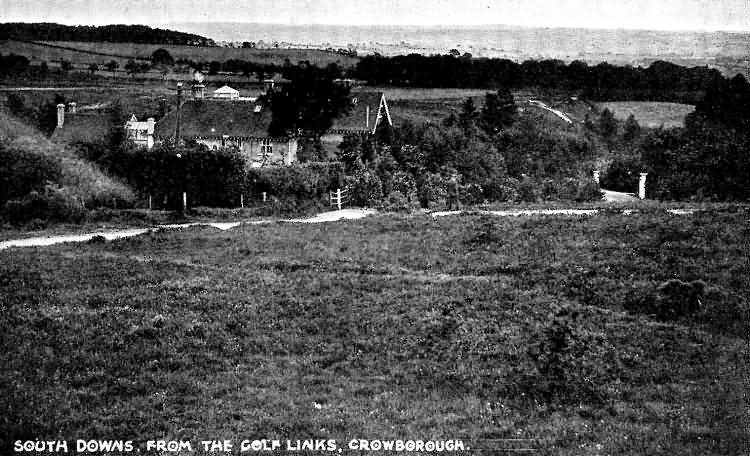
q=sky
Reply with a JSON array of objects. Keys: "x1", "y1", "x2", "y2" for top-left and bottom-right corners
[{"x1": 1, "y1": 0, "x2": 748, "y2": 32}]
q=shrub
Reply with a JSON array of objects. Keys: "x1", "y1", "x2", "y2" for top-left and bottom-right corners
[
  {"x1": 416, "y1": 172, "x2": 446, "y2": 208},
  {"x1": 629, "y1": 279, "x2": 707, "y2": 321},
  {"x1": 247, "y1": 163, "x2": 344, "y2": 199},
  {"x1": 601, "y1": 155, "x2": 642, "y2": 193},
  {"x1": 389, "y1": 171, "x2": 418, "y2": 202},
  {"x1": 494, "y1": 177, "x2": 521, "y2": 202},
  {"x1": 526, "y1": 304, "x2": 604, "y2": 404},
  {"x1": 517, "y1": 177, "x2": 540, "y2": 202},
  {"x1": 381, "y1": 191, "x2": 414, "y2": 212},
  {"x1": 459, "y1": 183, "x2": 485, "y2": 205},
  {"x1": 654, "y1": 279, "x2": 707, "y2": 320},
  {"x1": 0, "y1": 142, "x2": 62, "y2": 206},
  {"x1": 540, "y1": 177, "x2": 579, "y2": 201},
  {"x1": 3, "y1": 184, "x2": 85, "y2": 224},
  {"x1": 345, "y1": 167, "x2": 383, "y2": 207},
  {"x1": 575, "y1": 178, "x2": 604, "y2": 202}
]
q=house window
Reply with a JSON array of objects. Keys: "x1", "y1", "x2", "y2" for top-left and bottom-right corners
[{"x1": 260, "y1": 139, "x2": 273, "y2": 157}]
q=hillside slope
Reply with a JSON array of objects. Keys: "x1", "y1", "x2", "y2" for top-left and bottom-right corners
[{"x1": 0, "y1": 110, "x2": 134, "y2": 209}]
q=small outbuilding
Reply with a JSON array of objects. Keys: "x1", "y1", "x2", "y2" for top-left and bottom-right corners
[{"x1": 212, "y1": 85, "x2": 240, "y2": 100}]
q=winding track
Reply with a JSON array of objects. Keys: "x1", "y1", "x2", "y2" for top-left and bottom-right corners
[{"x1": 0, "y1": 207, "x2": 697, "y2": 251}]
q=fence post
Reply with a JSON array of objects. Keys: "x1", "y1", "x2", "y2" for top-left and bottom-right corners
[
  {"x1": 262, "y1": 192, "x2": 267, "y2": 203},
  {"x1": 182, "y1": 192, "x2": 187, "y2": 212},
  {"x1": 240, "y1": 194, "x2": 244, "y2": 209},
  {"x1": 337, "y1": 188, "x2": 342, "y2": 211},
  {"x1": 639, "y1": 173, "x2": 648, "y2": 200},
  {"x1": 148, "y1": 194, "x2": 152, "y2": 210}
]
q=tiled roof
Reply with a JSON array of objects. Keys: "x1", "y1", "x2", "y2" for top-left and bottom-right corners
[
  {"x1": 155, "y1": 92, "x2": 392, "y2": 140},
  {"x1": 50, "y1": 113, "x2": 112, "y2": 144},
  {"x1": 156, "y1": 100, "x2": 275, "y2": 139}
]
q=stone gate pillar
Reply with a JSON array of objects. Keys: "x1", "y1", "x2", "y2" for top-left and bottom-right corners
[{"x1": 639, "y1": 173, "x2": 648, "y2": 199}]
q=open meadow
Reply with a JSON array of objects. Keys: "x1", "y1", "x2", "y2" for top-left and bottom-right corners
[
  {"x1": 1, "y1": 210, "x2": 748, "y2": 455},
  {"x1": 594, "y1": 102, "x2": 695, "y2": 129},
  {"x1": 33, "y1": 40, "x2": 360, "y2": 67}
]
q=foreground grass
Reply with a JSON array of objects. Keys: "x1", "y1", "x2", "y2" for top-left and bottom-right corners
[{"x1": 1, "y1": 212, "x2": 749, "y2": 455}]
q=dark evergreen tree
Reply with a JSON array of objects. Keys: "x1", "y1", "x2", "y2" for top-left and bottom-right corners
[
  {"x1": 479, "y1": 88, "x2": 517, "y2": 135},
  {"x1": 268, "y1": 65, "x2": 351, "y2": 138},
  {"x1": 458, "y1": 97, "x2": 478, "y2": 129},
  {"x1": 151, "y1": 48, "x2": 175, "y2": 66},
  {"x1": 598, "y1": 108, "x2": 618, "y2": 139},
  {"x1": 622, "y1": 114, "x2": 641, "y2": 141}
]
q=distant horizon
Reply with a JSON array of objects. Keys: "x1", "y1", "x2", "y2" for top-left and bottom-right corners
[
  {"x1": 3, "y1": 0, "x2": 748, "y2": 34},
  {"x1": 4, "y1": 20, "x2": 748, "y2": 36},
  {"x1": 160, "y1": 21, "x2": 750, "y2": 35}
]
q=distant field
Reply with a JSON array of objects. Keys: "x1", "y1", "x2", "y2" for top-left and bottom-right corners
[
  {"x1": 375, "y1": 87, "x2": 490, "y2": 101},
  {"x1": 595, "y1": 101, "x2": 695, "y2": 129},
  {"x1": 1, "y1": 39, "x2": 134, "y2": 65},
  {"x1": 39, "y1": 41, "x2": 360, "y2": 67}
]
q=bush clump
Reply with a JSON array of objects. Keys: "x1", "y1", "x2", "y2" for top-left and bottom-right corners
[
  {"x1": 248, "y1": 162, "x2": 344, "y2": 200},
  {"x1": 629, "y1": 279, "x2": 707, "y2": 321},
  {"x1": 345, "y1": 167, "x2": 383, "y2": 207},
  {"x1": 575, "y1": 178, "x2": 604, "y2": 202},
  {"x1": 653, "y1": 279, "x2": 707, "y2": 320},
  {"x1": 3, "y1": 184, "x2": 86, "y2": 223},
  {"x1": 525, "y1": 304, "x2": 605, "y2": 405}
]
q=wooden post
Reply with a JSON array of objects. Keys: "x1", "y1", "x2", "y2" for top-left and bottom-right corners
[
  {"x1": 182, "y1": 192, "x2": 187, "y2": 212},
  {"x1": 336, "y1": 188, "x2": 342, "y2": 211},
  {"x1": 240, "y1": 194, "x2": 244, "y2": 209},
  {"x1": 148, "y1": 194, "x2": 152, "y2": 210}
]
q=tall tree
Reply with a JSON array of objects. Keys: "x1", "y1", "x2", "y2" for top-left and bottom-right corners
[
  {"x1": 458, "y1": 97, "x2": 478, "y2": 129},
  {"x1": 479, "y1": 88, "x2": 517, "y2": 135},
  {"x1": 598, "y1": 108, "x2": 618, "y2": 139},
  {"x1": 622, "y1": 114, "x2": 641, "y2": 141},
  {"x1": 268, "y1": 64, "x2": 351, "y2": 138},
  {"x1": 151, "y1": 48, "x2": 175, "y2": 66}
]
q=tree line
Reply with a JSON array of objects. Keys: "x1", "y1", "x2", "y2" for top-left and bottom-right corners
[
  {"x1": 0, "y1": 23, "x2": 214, "y2": 46},
  {"x1": 352, "y1": 54, "x2": 727, "y2": 104}
]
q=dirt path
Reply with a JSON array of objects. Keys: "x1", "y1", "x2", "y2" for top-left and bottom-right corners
[
  {"x1": 602, "y1": 189, "x2": 638, "y2": 202},
  {"x1": 0, "y1": 209, "x2": 376, "y2": 251},
  {"x1": 0, "y1": 207, "x2": 698, "y2": 251}
]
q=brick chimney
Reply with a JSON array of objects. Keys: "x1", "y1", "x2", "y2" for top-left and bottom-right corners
[
  {"x1": 56, "y1": 103, "x2": 65, "y2": 128},
  {"x1": 146, "y1": 118, "x2": 155, "y2": 149}
]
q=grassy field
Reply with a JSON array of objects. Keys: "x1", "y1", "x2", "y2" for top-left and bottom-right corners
[
  {"x1": 594, "y1": 102, "x2": 695, "y2": 129},
  {"x1": 1, "y1": 211, "x2": 748, "y2": 455},
  {"x1": 36, "y1": 41, "x2": 360, "y2": 68}
]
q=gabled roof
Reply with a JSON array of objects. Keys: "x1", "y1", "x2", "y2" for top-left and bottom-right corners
[
  {"x1": 125, "y1": 115, "x2": 155, "y2": 134},
  {"x1": 330, "y1": 91, "x2": 392, "y2": 133},
  {"x1": 213, "y1": 85, "x2": 239, "y2": 94},
  {"x1": 156, "y1": 100, "x2": 275, "y2": 139}
]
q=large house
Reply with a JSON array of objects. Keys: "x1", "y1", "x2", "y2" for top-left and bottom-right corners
[
  {"x1": 154, "y1": 88, "x2": 393, "y2": 167},
  {"x1": 156, "y1": 99, "x2": 297, "y2": 167}
]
